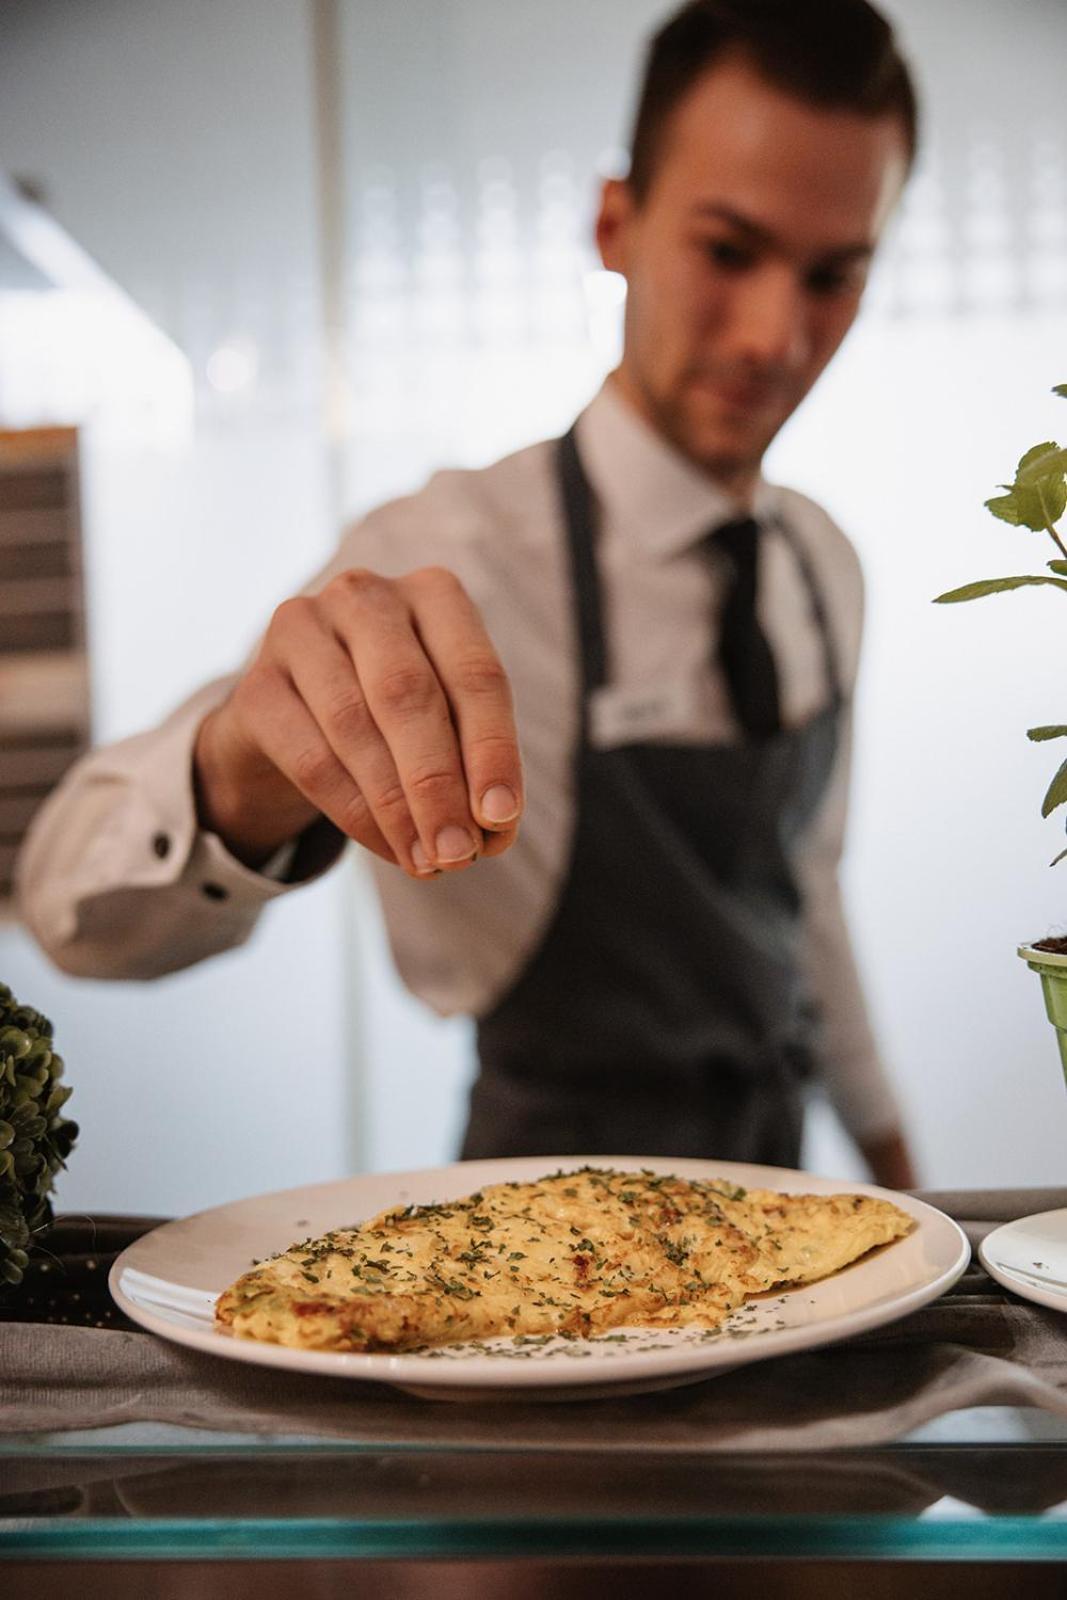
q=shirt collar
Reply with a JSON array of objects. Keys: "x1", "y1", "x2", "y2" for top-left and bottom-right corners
[{"x1": 574, "y1": 378, "x2": 780, "y2": 558}]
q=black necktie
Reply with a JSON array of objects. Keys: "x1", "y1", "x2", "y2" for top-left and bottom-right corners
[{"x1": 710, "y1": 517, "x2": 781, "y2": 739}]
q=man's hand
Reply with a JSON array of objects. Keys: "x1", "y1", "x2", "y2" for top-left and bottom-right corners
[
  {"x1": 193, "y1": 566, "x2": 523, "y2": 877},
  {"x1": 858, "y1": 1128, "x2": 918, "y2": 1191}
]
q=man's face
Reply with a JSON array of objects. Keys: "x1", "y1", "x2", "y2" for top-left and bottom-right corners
[{"x1": 598, "y1": 53, "x2": 910, "y2": 497}]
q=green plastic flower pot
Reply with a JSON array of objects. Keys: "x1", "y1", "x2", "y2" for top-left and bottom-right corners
[{"x1": 1020, "y1": 943, "x2": 1067, "y2": 1084}]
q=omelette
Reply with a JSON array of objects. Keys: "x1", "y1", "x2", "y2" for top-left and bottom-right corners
[{"x1": 215, "y1": 1168, "x2": 914, "y2": 1354}]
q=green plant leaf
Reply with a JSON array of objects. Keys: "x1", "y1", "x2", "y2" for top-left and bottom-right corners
[
  {"x1": 1050, "y1": 561, "x2": 1067, "y2": 575},
  {"x1": 1020, "y1": 441, "x2": 1063, "y2": 472},
  {"x1": 1029, "y1": 726, "x2": 1067, "y2": 742},
  {"x1": 933, "y1": 575, "x2": 1067, "y2": 603},
  {"x1": 1052, "y1": 846, "x2": 1067, "y2": 866},
  {"x1": 1042, "y1": 755, "x2": 1067, "y2": 818},
  {"x1": 987, "y1": 442, "x2": 1067, "y2": 530},
  {"x1": 1016, "y1": 442, "x2": 1067, "y2": 479},
  {"x1": 1054, "y1": 384, "x2": 1067, "y2": 400},
  {"x1": 985, "y1": 492, "x2": 1023, "y2": 526}
]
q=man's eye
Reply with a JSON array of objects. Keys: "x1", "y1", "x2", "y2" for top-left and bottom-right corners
[
  {"x1": 807, "y1": 264, "x2": 864, "y2": 297},
  {"x1": 703, "y1": 239, "x2": 752, "y2": 271}
]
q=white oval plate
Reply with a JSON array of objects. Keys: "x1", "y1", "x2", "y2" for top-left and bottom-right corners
[
  {"x1": 979, "y1": 1207, "x2": 1067, "y2": 1314},
  {"x1": 110, "y1": 1156, "x2": 969, "y2": 1402}
]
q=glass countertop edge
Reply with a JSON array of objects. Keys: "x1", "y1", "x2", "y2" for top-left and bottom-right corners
[
  {"x1": 3, "y1": 1513, "x2": 1067, "y2": 1562},
  {"x1": 3, "y1": 1405, "x2": 1067, "y2": 1456}
]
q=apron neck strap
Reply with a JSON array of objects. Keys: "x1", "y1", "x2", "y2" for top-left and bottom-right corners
[{"x1": 558, "y1": 426, "x2": 610, "y2": 708}]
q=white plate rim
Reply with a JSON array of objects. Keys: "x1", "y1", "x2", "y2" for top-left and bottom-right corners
[
  {"x1": 110, "y1": 1155, "x2": 970, "y2": 1395},
  {"x1": 978, "y1": 1206, "x2": 1067, "y2": 1314}
]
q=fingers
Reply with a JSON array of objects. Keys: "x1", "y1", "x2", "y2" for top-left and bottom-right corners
[
  {"x1": 229, "y1": 568, "x2": 523, "y2": 879},
  {"x1": 399, "y1": 567, "x2": 524, "y2": 848},
  {"x1": 281, "y1": 580, "x2": 466, "y2": 874},
  {"x1": 233, "y1": 656, "x2": 398, "y2": 867},
  {"x1": 294, "y1": 568, "x2": 521, "y2": 875}
]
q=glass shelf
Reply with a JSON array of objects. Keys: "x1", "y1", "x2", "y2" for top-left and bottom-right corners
[{"x1": 4, "y1": 1411, "x2": 1067, "y2": 1562}]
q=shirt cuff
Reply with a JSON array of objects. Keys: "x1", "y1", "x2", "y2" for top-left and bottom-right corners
[
  {"x1": 188, "y1": 819, "x2": 347, "y2": 895},
  {"x1": 259, "y1": 840, "x2": 299, "y2": 882},
  {"x1": 133, "y1": 680, "x2": 345, "y2": 901}
]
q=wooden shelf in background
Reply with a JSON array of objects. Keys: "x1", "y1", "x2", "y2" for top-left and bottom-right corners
[{"x1": 0, "y1": 427, "x2": 89, "y2": 907}]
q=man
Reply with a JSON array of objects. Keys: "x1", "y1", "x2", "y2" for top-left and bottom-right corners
[{"x1": 19, "y1": 0, "x2": 918, "y2": 1185}]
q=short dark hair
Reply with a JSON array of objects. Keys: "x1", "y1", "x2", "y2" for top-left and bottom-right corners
[{"x1": 627, "y1": 0, "x2": 919, "y2": 201}]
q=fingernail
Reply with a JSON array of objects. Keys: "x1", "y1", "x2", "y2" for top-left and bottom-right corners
[
  {"x1": 480, "y1": 785, "x2": 519, "y2": 825},
  {"x1": 435, "y1": 825, "x2": 478, "y2": 864},
  {"x1": 412, "y1": 840, "x2": 436, "y2": 875}
]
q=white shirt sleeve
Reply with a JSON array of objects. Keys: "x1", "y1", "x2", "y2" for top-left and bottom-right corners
[
  {"x1": 14, "y1": 676, "x2": 322, "y2": 979},
  {"x1": 795, "y1": 705, "x2": 903, "y2": 1142},
  {"x1": 15, "y1": 471, "x2": 492, "y2": 983}
]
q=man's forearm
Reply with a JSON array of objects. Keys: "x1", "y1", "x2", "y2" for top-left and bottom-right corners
[{"x1": 857, "y1": 1127, "x2": 918, "y2": 1190}]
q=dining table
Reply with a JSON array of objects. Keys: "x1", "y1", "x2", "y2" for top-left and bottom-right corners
[{"x1": 4, "y1": 1187, "x2": 1067, "y2": 1598}]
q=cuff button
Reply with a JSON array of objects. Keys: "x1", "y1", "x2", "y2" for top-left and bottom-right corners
[{"x1": 152, "y1": 833, "x2": 171, "y2": 859}]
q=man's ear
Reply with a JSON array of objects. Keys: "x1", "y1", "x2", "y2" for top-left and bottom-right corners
[{"x1": 595, "y1": 177, "x2": 636, "y2": 276}]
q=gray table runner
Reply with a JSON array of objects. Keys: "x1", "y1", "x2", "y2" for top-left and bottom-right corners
[{"x1": 4, "y1": 1188, "x2": 1067, "y2": 1452}]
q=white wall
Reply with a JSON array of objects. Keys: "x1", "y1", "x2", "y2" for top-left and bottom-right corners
[
  {"x1": 0, "y1": 0, "x2": 356, "y2": 1214},
  {"x1": 0, "y1": 0, "x2": 323, "y2": 347},
  {"x1": 0, "y1": 421, "x2": 357, "y2": 1215},
  {"x1": 770, "y1": 315, "x2": 1067, "y2": 1185}
]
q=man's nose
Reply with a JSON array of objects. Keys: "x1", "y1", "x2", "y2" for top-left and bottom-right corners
[{"x1": 727, "y1": 267, "x2": 810, "y2": 369}]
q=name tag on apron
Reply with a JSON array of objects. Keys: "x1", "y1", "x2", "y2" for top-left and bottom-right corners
[{"x1": 589, "y1": 676, "x2": 703, "y2": 749}]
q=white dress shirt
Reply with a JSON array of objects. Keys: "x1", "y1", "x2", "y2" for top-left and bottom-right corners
[{"x1": 17, "y1": 381, "x2": 901, "y2": 1141}]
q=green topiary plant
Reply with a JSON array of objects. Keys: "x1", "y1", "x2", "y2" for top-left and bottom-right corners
[{"x1": 0, "y1": 982, "x2": 78, "y2": 1287}]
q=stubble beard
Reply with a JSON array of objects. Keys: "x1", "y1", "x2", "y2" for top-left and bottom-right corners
[{"x1": 642, "y1": 379, "x2": 777, "y2": 496}]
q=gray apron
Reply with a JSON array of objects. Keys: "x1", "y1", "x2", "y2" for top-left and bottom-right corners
[{"x1": 463, "y1": 427, "x2": 844, "y2": 1164}]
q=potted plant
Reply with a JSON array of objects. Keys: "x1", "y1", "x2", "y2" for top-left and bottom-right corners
[{"x1": 934, "y1": 382, "x2": 1067, "y2": 1077}]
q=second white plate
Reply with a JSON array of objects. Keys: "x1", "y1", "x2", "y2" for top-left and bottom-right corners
[{"x1": 979, "y1": 1207, "x2": 1067, "y2": 1314}]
